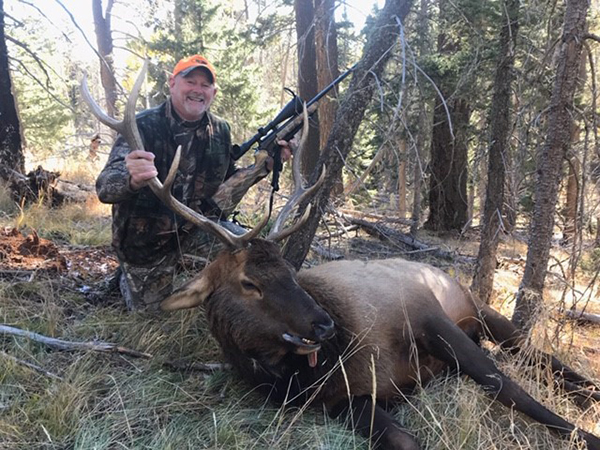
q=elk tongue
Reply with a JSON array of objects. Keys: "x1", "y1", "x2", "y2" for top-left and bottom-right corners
[{"x1": 308, "y1": 350, "x2": 318, "y2": 368}]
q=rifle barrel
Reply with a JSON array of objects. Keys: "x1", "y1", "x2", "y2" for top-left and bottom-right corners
[
  {"x1": 233, "y1": 63, "x2": 356, "y2": 160},
  {"x1": 306, "y1": 63, "x2": 356, "y2": 108}
]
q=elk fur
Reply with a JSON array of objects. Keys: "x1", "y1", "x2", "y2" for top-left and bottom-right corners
[{"x1": 162, "y1": 239, "x2": 600, "y2": 450}]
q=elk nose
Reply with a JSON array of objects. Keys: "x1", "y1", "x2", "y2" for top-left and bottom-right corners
[{"x1": 313, "y1": 319, "x2": 335, "y2": 341}]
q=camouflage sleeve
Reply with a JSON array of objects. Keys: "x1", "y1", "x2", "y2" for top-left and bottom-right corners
[
  {"x1": 95, "y1": 135, "x2": 136, "y2": 204},
  {"x1": 211, "y1": 150, "x2": 270, "y2": 216}
]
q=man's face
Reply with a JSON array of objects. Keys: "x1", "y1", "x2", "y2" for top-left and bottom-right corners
[{"x1": 169, "y1": 68, "x2": 217, "y2": 121}]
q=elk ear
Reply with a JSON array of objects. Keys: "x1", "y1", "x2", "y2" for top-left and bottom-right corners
[{"x1": 160, "y1": 276, "x2": 213, "y2": 311}]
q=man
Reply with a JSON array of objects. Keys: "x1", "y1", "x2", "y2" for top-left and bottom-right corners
[{"x1": 96, "y1": 55, "x2": 291, "y2": 310}]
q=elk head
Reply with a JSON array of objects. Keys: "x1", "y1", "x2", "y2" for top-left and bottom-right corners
[{"x1": 81, "y1": 60, "x2": 333, "y2": 368}]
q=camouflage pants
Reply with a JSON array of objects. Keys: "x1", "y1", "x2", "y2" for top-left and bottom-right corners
[{"x1": 118, "y1": 221, "x2": 246, "y2": 311}]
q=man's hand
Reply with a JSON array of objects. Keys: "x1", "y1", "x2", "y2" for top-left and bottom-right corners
[
  {"x1": 278, "y1": 139, "x2": 293, "y2": 163},
  {"x1": 125, "y1": 150, "x2": 158, "y2": 190},
  {"x1": 266, "y1": 140, "x2": 293, "y2": 172}
]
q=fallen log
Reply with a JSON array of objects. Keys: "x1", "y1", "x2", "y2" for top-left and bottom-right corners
[
  {"x1": 562, "y1": 309, "x2": 600, "y2": 325},
  {"x1": 342, "y1": 214, "x2": 474, "y2": 264},
  {"x1": 1, "y1": 165, "x2": 94, "y2": 206},
  {"x1": 310, "y1": 241, "x2": 344, "y2": 261},
  {"x1": 0, "y1": 324, "x2": 152, "y2": 359}
]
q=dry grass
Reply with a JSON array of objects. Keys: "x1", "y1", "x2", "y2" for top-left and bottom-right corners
[
  {"x1": 1, "y1": 274, "x2": 598, "y2": 449},
  {"x1": 1, "y1": 185, "x2": 599, "y2": 449}
]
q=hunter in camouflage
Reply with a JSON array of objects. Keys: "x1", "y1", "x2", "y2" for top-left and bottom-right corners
[{"x1": 95, "y1": 55, "x2": 290, "y2": 310}]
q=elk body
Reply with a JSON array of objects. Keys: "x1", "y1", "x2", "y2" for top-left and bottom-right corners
[
  {"x1": 162, "y1": 241, "x2": 600, "y2": 449},
  {"x1": 82, "y1": 62, "x2": 600, "y2": 450}
]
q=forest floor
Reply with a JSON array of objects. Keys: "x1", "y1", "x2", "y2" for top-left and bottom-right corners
[{"x1": 0, "y1": 192, "x2": 599, "y2": 449}]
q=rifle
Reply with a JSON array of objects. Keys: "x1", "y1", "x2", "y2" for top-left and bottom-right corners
[{"x1": 232, "y1": 64, "x2": 356, "y2": 190}]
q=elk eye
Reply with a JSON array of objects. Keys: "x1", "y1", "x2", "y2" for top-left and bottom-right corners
[{"x1": 241, "y1": 280, "x2": 260, "y2": 294}]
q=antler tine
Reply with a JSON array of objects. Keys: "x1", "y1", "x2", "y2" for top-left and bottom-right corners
[
  {"x1": 80, "y1": 60, "x2": 261, "y2": 249},
  {"x1": 80, "y1": 60, "x2": 148, "y2": 149},
  {"x1": 268, "y1": 103, "x2": 326, "y2": 242},
  {"x1": 80, "y1": 75, "x2": 124, "y2": 133}
]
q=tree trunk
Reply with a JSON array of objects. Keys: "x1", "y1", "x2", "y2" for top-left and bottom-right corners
[
  {"x1": 398, "y1": 138, "x2": 407, "y2": 218},
  {"x1": 283, "y1": 0, "x2": 414, "y2": 269},
  {"x1": 314, "y1": 0, "x2": 343, "y2": 195},
  {"x1": 562, "y1": 151, "x2": 580, "y2": 247},
  {"x1": 471, "y1": 0, "x2": 519, "y2": 304},
  {"x1": 423, "y1": 3, "x2": 470, "y2": 232},
  {"x1": 410, "y1": 120, "x2": 425, "y2": 234},
  {"x1": 424, "y1": 96, "x2": 470, "y2": 231},
  {"x1": 512, "y1": 0, "x2": 589, "y2": 330},
  {"x1": 0, "y1": 0, "x2": 25, "y2": 177},
  {"x1": 294, "y1": 0, "x2": 320, "y2": 178},
  {"x1": 92, "y1": 0, "x2": 117, "y2": 119},
  {"x1": 409, "y1": 0, "x2": 430, "y2": 236}
]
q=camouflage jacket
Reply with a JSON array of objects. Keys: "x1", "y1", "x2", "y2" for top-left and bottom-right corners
[{"x1": 96, "y1": 100, "x2": 241, "y2": 265}]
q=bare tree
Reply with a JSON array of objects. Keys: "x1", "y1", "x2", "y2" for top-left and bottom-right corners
[
  {"x1": 314, "y1": 0, "x2": 339, "y2": 149},
  {"x1": 92, "y1": 0, "x2": 117, "y2": 119},
  {"x1": 409, "y1": 0, "x2": 430, "y2": 235},
  {"x1": 0, "y1": 0, "x2": 25, "y2": 177},
  {"x1": 471, "y1": 0, "x2": 520, "y2": 304},
  {"x1": 294, "y1": 0, "x2": 320, "y2": 178},
  {"x1": 512, "y1": 0, "x2": 589, "y2": 330},
  {"x1": 283, "y1": 0, "x2": 415, "y2": 268},
  {"x1": 423, "y1": 0, "x2": 470, "y2": 232},
  {"x1": 314, "y1": 0, "x2": 341, "y2": 194}
]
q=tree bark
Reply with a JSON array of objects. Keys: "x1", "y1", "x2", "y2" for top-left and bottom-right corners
[
  {"x1": 471, "y1": 0, "x2": 520, "y2": 304},
  {"x1": 0, "y1": 0, "x2": 25, "y2": 177},
  {"x1": 398, "y1": 138, "x2": 407, "y2": 218},
  {"x1": 283, "y1": 0, "x2": 414, "y2": 269},
  {"x1": 424, "y1": 95, "x2": 470, "y2": 231},
  {"x1": 423, "y1": 1, "x2": 470, "y2": 232},
  {"x1": 294, "y1": 0, "x2": 320, "y2": 178},
  {"x1": 314, "y1": 0, "x2": 342, "y2": 195},
  {"x1": 562, "y1": 151, "x2": 580, "y2": 246},
  {"x1": 409, "y1": 0, "x2": 431, "y2": 235},
  {"x1": 92, "y1": 0, "x2": 117, "y2": 119},
  {"x1": 512, "y1": 0, "x2": 589, "y2": 330}
]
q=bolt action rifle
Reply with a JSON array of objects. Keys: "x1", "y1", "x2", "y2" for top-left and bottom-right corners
[{"x1": 232, "y1": 65, "x2": 356, "y2": 191}]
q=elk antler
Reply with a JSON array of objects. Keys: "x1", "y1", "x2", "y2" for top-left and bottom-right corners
[
  {"x1": 80, "y1": 60, "x2": 267, "y2": 248},
  {"x1": 267, "y1": 104, "x2": 326, "y2": 242}
]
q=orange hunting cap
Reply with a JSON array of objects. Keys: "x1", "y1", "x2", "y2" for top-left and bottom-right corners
[{"x1": 172, "y1": 55, "x2": 216, "y2": 83}]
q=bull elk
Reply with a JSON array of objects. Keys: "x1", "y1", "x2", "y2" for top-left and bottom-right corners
[{"x1": 82, "y1": 63, "x2": 600, "y2": 450}]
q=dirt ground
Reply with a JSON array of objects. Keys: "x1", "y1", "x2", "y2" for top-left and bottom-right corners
[{"x1": 0, "y1": 227, "x2": 118, "y2": 283}]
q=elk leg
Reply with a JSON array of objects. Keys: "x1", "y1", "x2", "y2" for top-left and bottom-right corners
[
  {"x1": 328, "y1": 396, "x2": 420, "y2": 450},
  {"x1": 478, "y1": 303, "x2": 600, "y2": 402},
  {"x1": 422, "y1": 316, "x2": 600, "y2": 450}
]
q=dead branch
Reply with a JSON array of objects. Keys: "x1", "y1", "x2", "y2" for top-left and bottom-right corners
[
  {"x1": 0, "y1": 351, "x2": 63, "y2": 380},
  {"x1": 9, "y1": 59, "x2": 75, "y2": 111},
  {"x1": 0, "y1": 270, "x2": 37, "y2": 282},
  {"x1": 5, "y1": 34, "x2": 56, "y2": 88},
  {"x1": 4, "y1": 12, "x2": 25, "y2": 27},
  {"x1": 342, "y1": 214, "x2": 474, "y2": 263},
  {"x1": 337, "y1": 208, "x2": 412, "y2": 226},
  {"x1": 16, "y1": 0, "x2": 72, "y2": 42},
  {"x1": 164, "y1": 359, "x2": 231, "y2": 372},
  {"x1": 310, "y1": 241, "x2": 344, "y2": 261},
  {"x1": 584, "y1": 33, "x2": 600, "y2": 43},
  {"x1": 0, "y1": 324, "x2": 152, "y2": 359},
  {"x1": 562, "y1": 309, "x2": 600, "y2": 325},
  {"x1": 315, "y1": 224, "x2": 359, "y2": 240},
  {"x1": 344, "y1": 144, "x2": 389, "y2": 196},
  {"x1": 54, "y1": 0, "x2": 124, "y2": 95}
]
